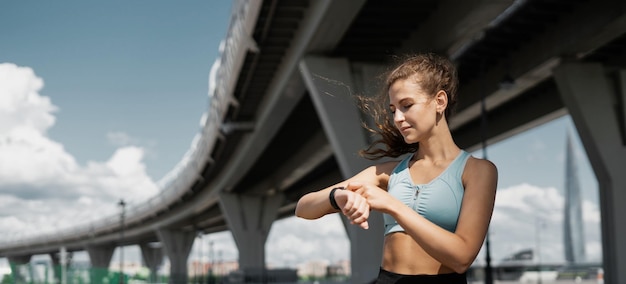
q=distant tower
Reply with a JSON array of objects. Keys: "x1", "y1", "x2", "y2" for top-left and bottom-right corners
[{"x1": 563, "y1": 132, "x2": 586, "y2": 263}]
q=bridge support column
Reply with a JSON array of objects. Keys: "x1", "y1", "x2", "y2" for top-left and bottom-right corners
[
  {"x1": 139, "y1": 242, "x2": 164, "y2": 283},
  {"x1": 8, "y1": 255, "x2": 31, "y2": 284},
  {"x1": 50, "y1": 249, "x2": 72, "y2": 284},
  {"x1": 219, "y1": 192, "x2": 284, "y2": 280},
  {"x1": 86, "y1": 244, "x2": 115, "y2": 284},
  {"x1": 157, "y1": 229, "x2": 195, "y2": 284},
  {"x1": 300, "y1": 55, "x2": 384, "y2": 284},
  {"x1": 554, "y1": 62, "x2": 626, "y2": 284}
]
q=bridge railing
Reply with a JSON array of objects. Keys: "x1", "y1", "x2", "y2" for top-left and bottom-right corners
[{"x1": 0, "y1": 0, "x2": 261, "y2": 251}]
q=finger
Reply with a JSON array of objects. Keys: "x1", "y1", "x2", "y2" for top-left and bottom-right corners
[
  {"x1": 345, "y1": 182, "x2": 362, "y2": 192},
  {"x1": 351, "y1": 212, "x2": 368, "y2": 226},
  {"x1": 340, "y1": 191, "x2": 355, "y2": 213},
  {"x1": 345, "y1": 191, "x2": 367, "y2": 214},
  {"x1": 345, "y1": 196, "x2": 364, "y2": 218},
  {"x1": 353, "y1": 187, "x2": 365, "y2": 195},
  {"x1": 360, "y1": 221, "x2": 369, "y2": 230},
  {"x1": 352, "y1": 200, "x2": 370, "y2": 224},
  {"x1": 349, "y1": 213, "x2": 369, "y2": 229},
  {"x1": 360, "y1": 201, "x2": 370, "y2": 220},
  {"x1": 356, "y1": 197, "x2": 368, "y2": 215},
  {"x1": 349, "y1": 198, "x2": 370, "y2": 223}
]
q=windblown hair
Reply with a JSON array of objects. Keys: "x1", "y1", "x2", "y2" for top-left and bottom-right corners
[{"x1": 359, "y1": 53, "x2": 459, "y2": 160}]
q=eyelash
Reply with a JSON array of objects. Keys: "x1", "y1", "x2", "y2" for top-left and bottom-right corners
[{"x1": 391, "y1": 103, "x2": 413, "y2": 113}]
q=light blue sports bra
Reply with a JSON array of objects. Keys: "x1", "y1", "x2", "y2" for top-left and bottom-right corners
[{"x1": 383, "y1": 150, "x2": 470, "y2": 234}]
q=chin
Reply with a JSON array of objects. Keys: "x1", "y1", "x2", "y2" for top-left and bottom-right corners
[{"x1": 403, "y1": 137, "x2": 418, "y2": 144}]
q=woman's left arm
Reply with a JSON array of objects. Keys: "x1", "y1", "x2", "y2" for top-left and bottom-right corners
[{"x1": 362, "y1": 157, "x2": 498, "y2": 273}]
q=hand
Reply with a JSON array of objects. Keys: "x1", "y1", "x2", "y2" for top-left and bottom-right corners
[
  {"x1": 347, "y1": 182, "x2": 394, "y2": 213},
  {"x1": 334, "y1": 185, "x2": 370, "y2": 229}
]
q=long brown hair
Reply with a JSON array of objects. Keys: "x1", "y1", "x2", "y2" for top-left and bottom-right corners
[{"x1": 359, "y1": 53, "x2": 459, "y2": 160}]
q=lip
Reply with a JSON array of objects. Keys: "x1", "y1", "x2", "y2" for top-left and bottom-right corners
[{"x1": 399, "y1": 126, "x2": 411, "y2": 133}]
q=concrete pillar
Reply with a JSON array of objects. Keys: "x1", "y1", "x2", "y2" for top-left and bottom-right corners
[
  {"x1": 219, "y1": 192, "x2": 284, "y2": 280},
  {"x1": 50, "y1": 252, "x2": 61, "y2": 284},
  {"x1": 554, "y1": 62, "x2": 626, "y2": 284},
  {"x1": 50, "y1": 249, "x2": 72, "y2": 284},
  {"x1": 300, "y1": 55, "x2": 384, "y2": 284},
  {"x1": 86, "y1": 245, "x2": 115, "y2": 284},
  {"x1": 8, "y1": 255, "x2": 31, "y2": 284},
  {"x1": 139, "y1": 242, "x2": 164, "y2": 283},
  {"x1": 157, "y1": 228, "x2": 195, "y2": 284}
]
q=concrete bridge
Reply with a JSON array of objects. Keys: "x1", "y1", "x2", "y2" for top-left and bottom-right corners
[{"x1": 1, "y1": 0, "x2": 626, "y2": 283}]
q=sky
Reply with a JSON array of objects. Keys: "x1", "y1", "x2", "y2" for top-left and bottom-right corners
[{"x1": 0, "y1": 0, "x2": 603, "y2": 274}]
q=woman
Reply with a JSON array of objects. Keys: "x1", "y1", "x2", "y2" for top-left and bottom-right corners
[{"x1": 295, "y1": 53, "x2": 498, "y2": 283}]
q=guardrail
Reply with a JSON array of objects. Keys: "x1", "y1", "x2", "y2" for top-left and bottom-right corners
[{"x1": 0, "y1": 0, "x2": 261, "y2": 252}]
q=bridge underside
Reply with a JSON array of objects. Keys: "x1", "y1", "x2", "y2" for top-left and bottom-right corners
[{"x1": 2, "y1": 0, "x2": 626, "y2": 283}]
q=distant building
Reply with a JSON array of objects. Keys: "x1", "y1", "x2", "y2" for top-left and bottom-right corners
[
  {"x1": 501, "y1": 249, "x2": 534, "y2": 264},
  {"x1": 295, "y1": 259, "x2": 351, "y2": 281},
  {"x1": 327, "y1": 263, "x2": 346, "y2": 278},
  {"x1": 336, "y1": 259, "x2": 351, "y2": 276},
  {"x1": 109, "y1": 260, "x2": 145, "y2": 276},
  {"x1": 212, "y1": 260, "x2": 239, "y2": 276},
  {"x1": 297, "y1": 259, "x2": 328, "y2": 278},
  {"x1": 0, "y1": 265, "x2": 10, "y2": 279},
  {"x1": 186, "y1": 259, "x2": 239, "y2": 277},
  {"x1": 563, "y1": 133, "x2": 586, "y2": 263}
]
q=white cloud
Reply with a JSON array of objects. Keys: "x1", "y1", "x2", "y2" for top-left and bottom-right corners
[
  {"x1": 480, "y1": 183, "x2": 603, "y2": 265},
  {"x1": 188, "y1": 214, "x2": 350, "y2": 268},
  {"x1": 266, "y1": 215, "x2": 349, "y2": 267},
  {"x1": 107, "y1": 131, "x2": 139, "y2": 146},
  {"x1": 0, "y1": 63, "x2": 56, "y2": 135},
  {"x1": 0, "y1": 63, "x2": 159, "y2": 241}
]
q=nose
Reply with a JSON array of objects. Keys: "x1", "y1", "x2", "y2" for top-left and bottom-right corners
[{"x1": 394, "y1": 110, "x2": 404, "y2": 123}]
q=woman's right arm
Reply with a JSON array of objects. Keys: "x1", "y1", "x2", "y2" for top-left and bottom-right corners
[{"x1": 294, "y1": 163, "x2": 394, "y2": 223}]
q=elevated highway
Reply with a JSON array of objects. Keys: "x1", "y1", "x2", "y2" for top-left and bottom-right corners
[{"x1": 2, "y1": 0, "x2": 626, "y2": 283}]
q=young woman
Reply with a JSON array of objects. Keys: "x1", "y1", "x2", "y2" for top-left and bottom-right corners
[{"x1": 295, "y1": 53, "x2": 498, "y2": 283}]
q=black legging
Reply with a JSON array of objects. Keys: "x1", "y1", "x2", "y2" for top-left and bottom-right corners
[{"x1": 375, "y1": 267, "x2": 467, "y2": 284}]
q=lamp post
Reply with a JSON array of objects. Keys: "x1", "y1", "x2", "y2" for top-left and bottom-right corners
[
  {"x1": 118, "y1": 199, "x2": 126, "y2": 284},
  {"x1": 197, "y1": 232, "x2": 203, "y2": 284},
  {"x1": 480, "y1": 65, "x2": 494, "y2": 284},
  {"x1": 217, "y1": 250, "x2": 222, "y2": 278},
  {"x1": 536, "y1": 218, "x2": 544, "y2": 284},
  {"x1": 60, "y1": 246, "x2": 67, "y2": 284},
  {"x1": 209, "y1": 240, "x2": 214, "y2": 281}
]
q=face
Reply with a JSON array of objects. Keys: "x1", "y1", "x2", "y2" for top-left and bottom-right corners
[{"x1": 388, "y1": 78, "x2": 438, "y2": 144}]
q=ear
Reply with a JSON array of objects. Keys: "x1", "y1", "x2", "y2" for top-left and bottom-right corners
[{"x1": 434, "y1": 90, "x2": 448, "y2": 115}]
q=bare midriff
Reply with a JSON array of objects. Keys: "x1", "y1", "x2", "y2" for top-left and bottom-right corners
[{"x1": 381, "y1": 232, "x2": 455, "y2": 275}]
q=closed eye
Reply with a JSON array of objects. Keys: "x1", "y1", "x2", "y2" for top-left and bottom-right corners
[
  {"x1": 400, "y1": 103, "x2": 413, "y2": 111},
  {"x1": 390, "y1": 103, "x2": 413, "y2": 114}
]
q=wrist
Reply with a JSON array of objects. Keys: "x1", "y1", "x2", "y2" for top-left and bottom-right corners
[{"x1": 329, "y1": 186, "x2": 345, "y2": 210}]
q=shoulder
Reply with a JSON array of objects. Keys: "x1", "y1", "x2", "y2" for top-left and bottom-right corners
[
  {"x1": 462, "y1": 156, "x2": 498, "y2": 190},
  {"x1": 465, "y1": 156, "x2": 497, "y2": 175},
  {"x1": 366, "y1": 160, "x2": 404, "y2": 178},
  {"x1": 354, "y1": 160, "x2": 403, "y2": 189},
  {"x1": 377, "y1": 160, "x2": 404, "y2": 173}
]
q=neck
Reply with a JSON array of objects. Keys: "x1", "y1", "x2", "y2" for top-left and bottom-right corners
[{"x1": 415, "y1": 121, "x2": 459, "y2": 162}]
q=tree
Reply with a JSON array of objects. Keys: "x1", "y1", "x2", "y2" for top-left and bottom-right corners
[{"x1": 1, "y1": 274, "x2": 13, "y2": 284}]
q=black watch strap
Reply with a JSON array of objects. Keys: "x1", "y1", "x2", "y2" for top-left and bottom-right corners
[{"x1": 329, "y1": 186, "x2": 345, "y2": 210}]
